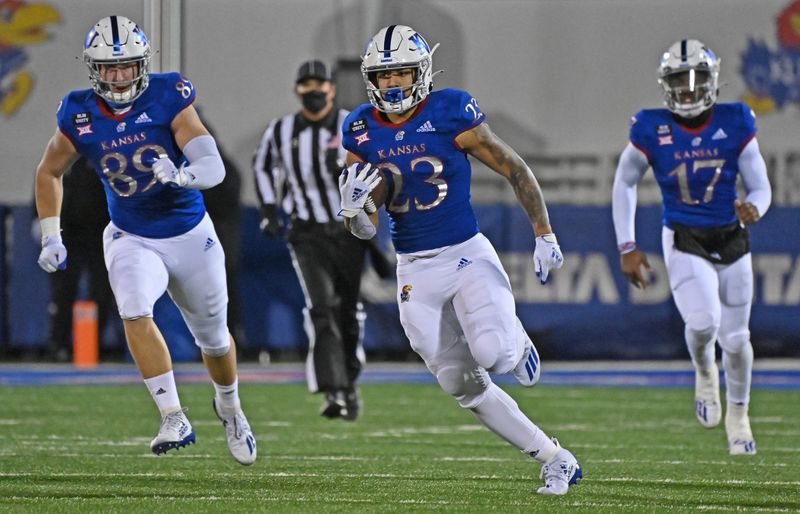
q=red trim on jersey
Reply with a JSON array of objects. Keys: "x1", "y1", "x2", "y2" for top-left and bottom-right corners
[
  {"x1": 631, "y1": 140, "x2": 652, "y2": 164},
  {"x1": 738, "y1": 133, "x2": 756, "y2": 156},
  {"x1": 58, "y1": 126, "x2": 79, "y2": 151},
  {"x1": 675, "y1": 110, "x2": 714, "y2": 134},
  {"x1": 176, "y1": 97, "x2": 196, "y2": 117},
  {"x1": 96, "y1": 96, "x2": 129, "y2": 121},
  {"x1": 453, "y1": 118, "x2": 485, "y2": 152},
  {"x1": 371, "y1": 96, "x2": 429, "y2": 128}
]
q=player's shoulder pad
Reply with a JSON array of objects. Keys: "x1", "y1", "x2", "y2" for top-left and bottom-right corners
[
  {"x1": 56, "y1": 89, "x2": 94, "y2": 129},
  {"x1": 342, "y1": 103, "x2": 374, "y2": 136},
  {"x1": 717, "y1": 102, "x2": 758, "y2": 134},
  {"x1": 629, "y1": 108, "x2": 670, "y2": 139},
  {"x1": 432, "y1": 88, "x2": 485, "y2": 132},
  {"x1": 150, "y1": 72, "x2": 196, "y2": 107}
]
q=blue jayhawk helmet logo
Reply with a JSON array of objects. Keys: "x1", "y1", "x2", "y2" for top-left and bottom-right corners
[{"x1": 400, "y1": 284, "x2": 413, "y2": 303}]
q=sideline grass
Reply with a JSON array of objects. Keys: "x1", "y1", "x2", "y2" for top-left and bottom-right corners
[{"x1": 1, "y1": 383, "x2": 798, "y2": 513}]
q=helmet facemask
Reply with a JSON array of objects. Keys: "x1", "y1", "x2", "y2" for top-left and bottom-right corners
[
  {"x1": 660, "y1": 68, "x2": 717, "y2": 118},
  {"x1": 83, "y1": 16, "x2": 151, "y2": 106},
  {"x1": 657, "y1": 39, "x2": 720, "y2": 119},
  {"x1": 366, "y1": 62, "x2": 430, "y2": 114}
]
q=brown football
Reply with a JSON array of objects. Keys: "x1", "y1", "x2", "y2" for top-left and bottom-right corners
[{"x1": 369, "y1": 170, "x2": 389, "y2": 209}]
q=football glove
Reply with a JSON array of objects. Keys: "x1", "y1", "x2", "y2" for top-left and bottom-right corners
[
  {"x1": 338, "y1": 162, "x2": 382, "y2": 218},
  {"x1": 153, "y1": 157, "x2": 192, "y2": 188},
  {"x1": 38, "y1": 235, "x2": 68, "y2": 273},
  {"x1": 259, "y1": 204, "x2": 284, "y2": 237},
  {"x1": 533, "y1": 233, "x2": 564, "y2": 284}
]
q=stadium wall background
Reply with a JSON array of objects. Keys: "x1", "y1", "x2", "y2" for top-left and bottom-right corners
[{"x1": 1, "y1": 0, "x2": 799, "y2": 359}]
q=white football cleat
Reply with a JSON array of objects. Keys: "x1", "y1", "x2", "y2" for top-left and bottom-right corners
[
  {"x1": 695, "y1": 363, "x2": 721, "y2": 428},
  {"x1": 213, "y1": 398, "x2": 257, "y2": 465},
  {"x1": 726, "y1": 402, "x2": 757, "y2": 455},
  {"x1": 150, "y1": 408, "x2": 195, "y2": 455},
  {"x1": 537, "y1": 438, "x2": 583, "y2": 496},
  {"x1": 512, "y1": 320, "x2": 541, "y2": 387}
]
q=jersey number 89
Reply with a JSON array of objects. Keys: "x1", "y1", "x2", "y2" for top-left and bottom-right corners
[{"x1": 100, "y1": 144, "x2": 169, "y2": 197}]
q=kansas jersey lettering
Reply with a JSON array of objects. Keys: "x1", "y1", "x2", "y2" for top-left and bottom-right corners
[
  {"x1": 57, "y1": 72, "x2": 205, "y2": 238},
  {"x1": 630, "y1": 102, "x2": 756, "y2": 229},
  {"x1": 342, "y1": 88, "x2": 484, "y2": 253}
]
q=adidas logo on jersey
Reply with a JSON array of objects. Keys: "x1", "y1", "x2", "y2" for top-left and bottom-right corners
[
  {"x1": 204, "y1": 238, "x2": 216, "y2": 251},
  {"x1": 456, "y1": 257, "x2": 473, "y2": 271},
  {"x1": 155, "y1": 388, "x2": 167, "y2": 395},
  {"x1": 135, "y1": 112, "x2": 153, "y2": 124},
  {"x1": 416, "y1": 120, "x2": 436, "y2": 132},
  {"x1": 712, "y1": 128, "x2": 728, "y2": 140}
]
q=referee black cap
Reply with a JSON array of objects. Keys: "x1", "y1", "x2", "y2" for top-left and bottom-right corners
[{"x1": 296, "y1": 60, "x2": 332, "y2": 84}]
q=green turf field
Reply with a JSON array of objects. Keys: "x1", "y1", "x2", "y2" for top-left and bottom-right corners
[{"x1": 1, "y1": 383, "x2": 798, "y2": 513}]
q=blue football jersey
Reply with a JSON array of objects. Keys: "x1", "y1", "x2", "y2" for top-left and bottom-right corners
[
  {"x1": 630, "y1": 102, "x2": 757, "y2": 229},
  {"x1": 57, "y1": 72, "x2": 205, "y2": 238},
  {"x1": 342, "y1": 89, "x2": 485, "y2": 253}
]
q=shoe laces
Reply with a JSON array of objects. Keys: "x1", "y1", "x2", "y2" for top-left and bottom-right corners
[
  {"x1": 161, "y1": 408, "x2": 188, "y2": 433},
  {"x1": 222, "y1": 410, "x2": 250, "y2": 440},
  {"x1": 539, "y1": 458, "x2": 572, "y2": 483}
]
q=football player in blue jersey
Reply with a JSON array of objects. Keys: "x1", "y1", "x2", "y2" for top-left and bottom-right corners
[
  {"x1": 33, "y1": 16, "x2": 256, "y2": 465},
  {"x1": 612, "y1": 39, "x2": 771, "y2": 455},
  {"x1": 339, "y1": 25, "x2": 581, "y2": 496}
]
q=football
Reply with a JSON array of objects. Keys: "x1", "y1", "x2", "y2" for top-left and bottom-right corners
[{"x1": 368, "y1": 169, "x2": 389, "y2": 209}]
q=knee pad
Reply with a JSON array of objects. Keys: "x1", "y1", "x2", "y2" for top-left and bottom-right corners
[
  {"x1": 118, "y1": 293, "x2": 154, "y2": 320},
  {"x1": 469, "y1": 329, "x2": 507, "y2": 372},
  {"x1": 685, "y1": 311, "x2": 719, "y2": 344},
  {"x1": 436, "y1": 365, "x2": 490, "y2": 409},
  {"x1": 186, "y1": 313, "x2": 231, "y2": 357},
  {"x1": 718, "y1": 330, "x2": 751, "y2": 355}
]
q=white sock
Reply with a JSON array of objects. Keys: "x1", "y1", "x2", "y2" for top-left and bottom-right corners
[
  {"x1": 213, "y1": 377, "x2": 241, "y2": 412},
  {"x1": 143, "y1": 370, "x2": 182, "y2": 417},
  {"x1": 469, "y1": 384, "x2": 558, "y2": 463},
  {"x1": 723, "y1": 343, "x2": 753, "y2": 405}
]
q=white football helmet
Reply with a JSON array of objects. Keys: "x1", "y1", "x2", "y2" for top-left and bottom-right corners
[
  {"x1": 657, "y1": 39, "x2": 720, "y2": 118},
  {"x1": 83, "y1": 16, "x2": 151, "y2": 105},
  {"x1": 361, "y1": 25, "x2": 440, "y2": 113}
]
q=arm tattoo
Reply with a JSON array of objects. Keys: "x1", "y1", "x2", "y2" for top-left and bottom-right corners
[{"x1": 475, "y1": 125, "x2": 551, "y2": 232}]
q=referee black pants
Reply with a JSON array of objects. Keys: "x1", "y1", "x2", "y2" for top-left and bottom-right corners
[{"x1": 288, "y1": 222, "x2": 367, "y2": 394}]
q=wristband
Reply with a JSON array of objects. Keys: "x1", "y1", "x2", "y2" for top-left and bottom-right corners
[
  {"x1": 618, "y1": 241, "x2": 637, "y2": 255},
  {"x1": 40, "y1": 216, "x2": 61, "y2": 243}
]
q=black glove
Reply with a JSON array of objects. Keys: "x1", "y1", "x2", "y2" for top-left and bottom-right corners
[{"x1": 259, "y1": 204, "x2": 284, "y2": 237}]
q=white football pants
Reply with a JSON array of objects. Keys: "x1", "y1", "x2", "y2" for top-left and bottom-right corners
[
  {"x1": 662, "y1": 226, "x2": 754, "y2": 404},
  {"x1": 396, "y1": 233, "x2": 520, "y2": 376},
  {"x1": 102, "y1": 213, "x2": 230, "y2": 356}
]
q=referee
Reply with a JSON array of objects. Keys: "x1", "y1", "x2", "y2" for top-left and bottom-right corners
[{"x1": 253, "y1": 60, "x2": 367, "y2": 421}]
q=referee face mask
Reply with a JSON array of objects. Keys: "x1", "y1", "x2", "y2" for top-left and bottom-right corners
[{"x1": 300, "y1": 90, "x2": 329, "y2": 113}]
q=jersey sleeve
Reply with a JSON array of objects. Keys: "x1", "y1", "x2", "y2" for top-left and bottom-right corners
[
  {"x1": 341, "y1": 108, "x2": 368, "y2": 160},
  {"x1": 739, "y1": 102, "x2": 757, "y2": 141},
  {"x1": 162, "y1": 72, "x2": 197, "y2": 120},
  {"x1": 55, "y1": 93, "x2": 78, "y2": 146},
  {"x1": 628, "y1": 110, "x2": 652, "y2": 162},
  {"x1": 448, "y1": 89, "x2": 485, "y2": 134}
]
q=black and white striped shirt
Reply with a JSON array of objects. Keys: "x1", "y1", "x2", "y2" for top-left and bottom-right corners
[{"x1": 253, "y1": 108, "x2": 349, "y2": 224}]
